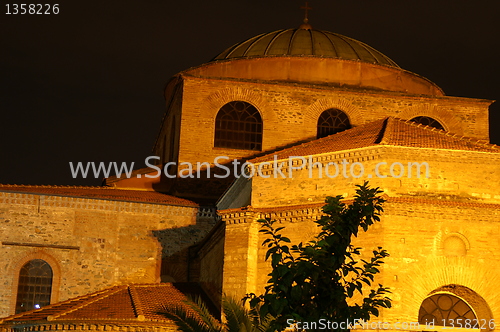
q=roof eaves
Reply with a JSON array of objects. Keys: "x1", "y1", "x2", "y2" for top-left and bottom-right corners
[
  {"x1": 0, "y1": 186, "x2": 199, "y2": 207},
  {"x1": 398, "y1": 118, "x2": 500, "y2": 151}
]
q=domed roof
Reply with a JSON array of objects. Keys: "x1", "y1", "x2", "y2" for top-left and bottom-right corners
[{"x1": 213, "y1": 26, "x2": 399, "y2": 68}]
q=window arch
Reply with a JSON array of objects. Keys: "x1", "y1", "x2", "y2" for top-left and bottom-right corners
[
  {"x1": 418, "y1": 293, "x2": 477, "y2": 326},
  {"x1": 410, "y1": 116, "x2": 445, "y2": 130},
  {"x1": 317, "y1": 109, "x2": 351, "y2": 139},
  {"x1": 15, "y1": 259, "x2": 53, "y2": 313},
  {"x1": 214, "y1": 101, "x2": 263, "y2": 150}
]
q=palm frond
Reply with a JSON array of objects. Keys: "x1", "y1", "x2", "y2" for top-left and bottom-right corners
[
  {"x1": 257, "y1": 313, "x2": 275, "y2": 332},
  {"x1": 222, "y1": 296, "x2": 255, "y2": 332},
  {"x1": 162, "y1": 296, "x2": 222, "y2": 332},
  {"x1": 188, "y1": 296, "x2": 222, "y2": 331},
  {"x1": 248, "y1": 303, "x2": 275, "y2": 332},
  {"x1": 163, "y1": 294, "x2": 274, "y2": 332},
  {"x1": 162, "y1": 304, "x2": 216, "y2": 332}
]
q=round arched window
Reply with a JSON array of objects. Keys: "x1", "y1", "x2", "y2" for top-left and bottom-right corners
[
  {"x1": 418, "y1": 293, "x2": 477, "y2": 326},
  {"x1": 410, "y1": 116, "x2": 445, "y2": 130},
  {"x1": 15, "y1": 259, "x2": 53, "y2": 313},
  {"x1": 214, "y1": 101, "x2": 263, "y2": 150},
  {"x1": 317, "y1": 109, "x2": 351, "y2": 139}
]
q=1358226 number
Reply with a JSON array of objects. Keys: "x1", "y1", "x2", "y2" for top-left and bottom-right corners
[
  {"x1": 440, "y1": 319, "x2": 495, "y2": 330},
  {"x1": 5, "y1": 4, "x2": 59, "y2": 14}
]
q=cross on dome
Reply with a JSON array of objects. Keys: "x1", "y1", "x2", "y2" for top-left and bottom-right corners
[
  {"x1": 299, "y1": 1, "x2": 313, "y2": 29},
  {"x1": 301, "y1": 1, "x2": 312, "y2": 23}
]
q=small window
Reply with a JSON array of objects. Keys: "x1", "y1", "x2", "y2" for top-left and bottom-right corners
[
  {"x1": 410, "y1": 116, "x2": 444, "y2": 130},
  {"x1": 317, "y1": 109, "x2": 351, "y2": 139},
  {"x1": 214, "y1": 101, "x2": 262, "y2": 150},
  {"x1": 15, "y1": 259, "x2": 53, "y2": 313},
  {"x1": 418, "y1": 293, "x2": 477, "y2": 326}
]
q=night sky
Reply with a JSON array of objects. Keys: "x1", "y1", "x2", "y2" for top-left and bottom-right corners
[{"x1": 1, "y1": 0, "x2": 499, "y2": 186}]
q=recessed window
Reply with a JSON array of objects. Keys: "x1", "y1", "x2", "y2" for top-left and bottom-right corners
[
  {"x1": 317, "y1": 109, "x2": 351, "y2": 139},
  {"x1": 418, "y1": 293, "x2": 476, "y2": 326},
  {"x1": 214, "y1": 101, "x2": 262, "y2": 150},
  {"x1": 410, "y1": 116, "x2": 445, "y2": 130},
  {"x1": 15, "y1": 259, "x2": 53, "y2": 313}
]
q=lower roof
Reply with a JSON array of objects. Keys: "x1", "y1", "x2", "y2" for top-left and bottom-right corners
[
  {"x1": 0, "y1": 185, "x2": 198, "y2": 207},
  {"x1": 249, "y1": 117, "x2": 499, "y2": 164},
  {"x1": 0, "y1": 283, "x2": 208, "y2": 325}
]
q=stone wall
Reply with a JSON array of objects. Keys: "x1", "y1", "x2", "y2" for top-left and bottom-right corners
[
  {"x1": 195, "y1": 221, "x2": 225, "y2": 307},
  {"x1": 250, "y1": 146, "x2": 500, "y2": 208},
  {"x1": 0, "y1": 192, "x2": 212, "y2": 317},
  {"x1": 219, "y1": 198, "x2": 500, "y2": 328},
  {"x1": 218, "y1": 142, "x2": 500, "y2": 325},
  {"x1": 167, "y1": 76, "x2": 490, "y2": 169},
  {"x1": 152, "y1": 75, "x2": 183, "y2": 165}
]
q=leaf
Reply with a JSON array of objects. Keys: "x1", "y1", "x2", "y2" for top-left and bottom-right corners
[
  {"x1": 250, "y1": 182, "x2": 390, "y2": 332},
  {"x1": 271, "y1": 253, "x2": 282, "y2": 267}
]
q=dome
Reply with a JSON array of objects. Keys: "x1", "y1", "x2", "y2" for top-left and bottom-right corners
[
  {"x1": 187, "y1": 24, "x2": 443, "y2": 96},
  {"x1": 213, "y1": 26, "x2": 399, "y2": 68}
]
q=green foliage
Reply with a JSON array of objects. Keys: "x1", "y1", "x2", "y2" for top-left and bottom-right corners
[
  {"x1": 164, "y1": 295, "x2": 274, "y2": 332},
  {"x1": 246, "y1": 182, "x2": 391, "y2": 332}
]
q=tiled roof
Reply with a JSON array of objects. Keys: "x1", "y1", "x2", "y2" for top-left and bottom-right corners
[
  {"x1": 0, "y1": 283, "x2": 204, "y2": 324},
  {"x1": 0, "y1": 185, "x2": 198, "y2": 207},
  {"x1": 250, "y1": 117, "x2": 499, "y2": 163},
  {"x1": 168, "y1": 176, "x2": 235, "y2": 205},
  {"x1": 381, "y1": 117, "x2": 498, "y2": 151},
  {"x1": 105, "y1": 166, "x2": 234, "y2": 205}
]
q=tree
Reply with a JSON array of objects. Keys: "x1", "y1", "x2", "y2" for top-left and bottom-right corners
[
  {"x1": 246, "y1": 182, "x2": 391, "y2": 332},
  {"x1": 164, "y1": 295, "x2": 274, "y2": 332}
]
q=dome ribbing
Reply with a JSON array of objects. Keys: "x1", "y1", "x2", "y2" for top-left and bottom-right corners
[{"x1": 213, "y1": 28, "x2": 399, "y2": 68}]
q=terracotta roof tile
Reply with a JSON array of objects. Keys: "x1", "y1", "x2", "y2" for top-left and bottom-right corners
[
  {"x1": 0, "y1": 283, "x2": 202, "y2": 324},
  {"x1": 383, "y1": 118, "x2": 499, "y2": 151},
  {"x1": 250, "y1": 117, "x2": 499, "y2": 163},
  {"x1": 250, "y1": 118, "x2": 387, "y2": 163},
  {"x1": 0, "y1": 185, "x2": 198, "y2": 207}
]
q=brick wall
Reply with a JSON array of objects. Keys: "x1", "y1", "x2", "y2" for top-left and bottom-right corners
[
  {"x1": 195, "y1": 221, "x2": 225, "y2": 307},
  {"x1": 0, "y1": 192, "x2": 212, "y2": 317},
  {"x1": 220, "y1": 199, "x2": 500, "y2": 328},
  {"x1": 218, "y1": 142, "x2": 500, "y2": 325},
  {"x1": 251, "y1": 146, "x2": 500, "y2": 208},
  {"x1": 156, "y1": 75, "x2": 491, "y2": 170}
]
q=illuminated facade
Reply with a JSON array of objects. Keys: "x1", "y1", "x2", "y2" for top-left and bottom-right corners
[{"x1": 1, "y1": 20, "x2": 498, "y2": 331}]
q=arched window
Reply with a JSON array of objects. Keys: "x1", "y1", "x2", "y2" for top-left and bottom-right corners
[
  {"x1": 410, "y1": 116, "x2": 445, "y2": 130},
  {"x1": 214, "y1": 101, "x2": 263, "y2": 150},
  {"x1": 317, "y1": 109, "x2": 351, "y2": 139},
  {"x1": 418, "y1": 293, "x2": 477, "y2": 326},
  {"x1": 15, "y1": 259, "x2": 53, "y2": 313}
]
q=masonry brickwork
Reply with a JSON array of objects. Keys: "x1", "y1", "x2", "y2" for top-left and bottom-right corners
[
  {"x1": 2, "y1": 22, "x2": 498, "y2": 332},
  {"x1": 210, "y1": 137, "x2": 500, "y2": 328},
  {"x1": 153, "y1": 75, "x2": 491, "y2": 171},
  {"x1": 0, "y1": 191, "x2": 214, "y2": 317},
  {"x1": 217, "y1": 197, "x2": 500, "y2": 329}
]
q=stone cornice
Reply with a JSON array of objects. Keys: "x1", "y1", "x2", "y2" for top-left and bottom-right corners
[
  {"x1": 0, "y1": 321, "x2": 178, "y2": 332},
  {"x1": 0, "y1": 192, "x2": 198, "y2": 216},
  {"x1": 220, "y1": 196, "x2": 500, "y2": 224},
  {"x1": 1, "y1": 242, "x2": 80, "y2": 250},
  {"x1": 220, "y1": 203, "x2": 326, "y2": 225}
]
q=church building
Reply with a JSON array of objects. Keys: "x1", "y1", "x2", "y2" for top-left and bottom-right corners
[{"x1": 0, "y1": 13, "x2": 498, "y2": 332}]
